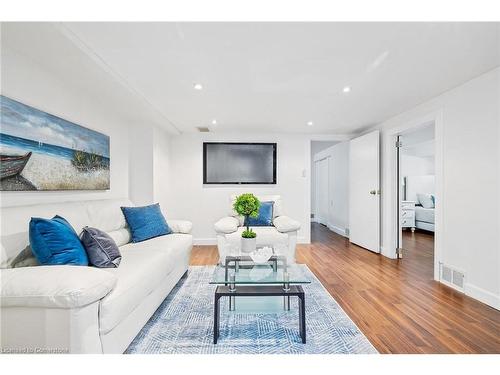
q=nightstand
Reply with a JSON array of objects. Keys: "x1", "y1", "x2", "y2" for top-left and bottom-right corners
[{"x1": 401, "y1": 201, "x2": 416, "y2": 231}]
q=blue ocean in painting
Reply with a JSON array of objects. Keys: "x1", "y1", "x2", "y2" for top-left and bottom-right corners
[
  {"x1": 0, "y1": 133, "x2": 110, "y2": 166},
  {"x1": 0, "y1": 95, "x2": 109, "y2": 158}
]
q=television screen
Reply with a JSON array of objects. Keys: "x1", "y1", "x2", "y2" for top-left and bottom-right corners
[{"x1": 203, "y1": 143, "x2": 277, "y2": 184}]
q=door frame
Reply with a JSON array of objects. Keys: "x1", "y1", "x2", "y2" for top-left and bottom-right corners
[
  {"x1": 313, "y1": 155, "x2": 330, "y2": 225},
  {"x1": 383, "y1": 110, "x2": 443, "y2": 281}
]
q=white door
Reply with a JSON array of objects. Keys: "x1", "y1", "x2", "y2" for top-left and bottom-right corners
[
  {"x1": 349, "y1": 130, "x2": 380, "y2": 252},
  {"x1": 314, "y1": 157, "x2": 329, "y2": 225}
]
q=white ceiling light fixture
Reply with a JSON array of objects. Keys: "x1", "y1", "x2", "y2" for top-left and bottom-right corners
[
  {"x1": 342, "y1": 86, "x2": 351, "y2": 93},
  {"x1": 307, "y1": 121, "x2": 313, "y2": 126},
  {"x1": 193, "y1": 83, "x2": 203, "y2": 90},
  {"x1": 211, "y1": 119, "x2": 217, "y2": 125}
]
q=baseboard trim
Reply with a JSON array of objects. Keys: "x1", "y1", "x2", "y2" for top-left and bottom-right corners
[
  {"x1": 327, "y1": 223, "x2": 348, "y2": 238},
  {"x1": 297, "y1": 236, "x2": 308, "y2": 244},
  {"x1": 193, "y1": 238, "x2": 217, "y2": 246},
  {"x1": 464, "y1": 283, "x2": 500, "y2": 310}
]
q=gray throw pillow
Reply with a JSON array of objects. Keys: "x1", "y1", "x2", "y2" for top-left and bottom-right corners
[{"x1": 81, "y1": 226, "x2": 121, "y2": 268}]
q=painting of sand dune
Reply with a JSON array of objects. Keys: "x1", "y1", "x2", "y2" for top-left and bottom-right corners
[{"x1": 0, "y1": 95, "x2": 110, "y2": 191}]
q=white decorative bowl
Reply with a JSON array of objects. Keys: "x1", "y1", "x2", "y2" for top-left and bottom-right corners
[{"x1": 249, "y1": 246, "x2": 273, "y2": 264}]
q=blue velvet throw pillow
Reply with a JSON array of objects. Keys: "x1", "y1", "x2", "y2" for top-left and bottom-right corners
[
  {"x1": 245, "y1": 201, "x2": 274, "y2": 227},
  {"x1": 29, "y1": 215, "x2": 89, "y2": 266},
  {"x1": 121, "y1": 203, "x2": 172, "y2": 243}
]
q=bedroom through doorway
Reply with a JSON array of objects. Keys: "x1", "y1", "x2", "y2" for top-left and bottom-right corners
[{"x1": 397, "y1": 122, "x2": 436, "y2": 279}]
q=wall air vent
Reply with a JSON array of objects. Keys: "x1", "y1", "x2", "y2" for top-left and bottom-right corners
[
  {"x1": 439, "y1": 263, "x2": 465, "y2": 292},
  {"x1": 197, "y1": 127, "x2": 210, "y2": 133}
]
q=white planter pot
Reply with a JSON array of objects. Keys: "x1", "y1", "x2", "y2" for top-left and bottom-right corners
[{"x1": 241, "y1": 237, "x2": 257, "y2": 253}]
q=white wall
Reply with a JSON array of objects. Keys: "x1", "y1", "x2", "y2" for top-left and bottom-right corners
[
  {"x1": 153, "y1": 126, "x2": 171, "y2": 209},
  {"x1": 0, "y1": 44, "x2": 172, "y2": 210},
  {"x1": 167, "y1": 132, "x2": 311, "y2": 244},
  {"x1": 0, "y1": 47, "x2": 132, "y2": 208},
  {"x1": 129, "y1": 124, "x2": 154, "y2": 206},
  {"x1": 312, "y1": 142, "x2": 350, "y2": 236},
  {"x1": 401, "y1": 154, "x2": 435, "y2": 178},
  {"x1": 379, "y1": 67, "x2": 500, "y2": 309}
]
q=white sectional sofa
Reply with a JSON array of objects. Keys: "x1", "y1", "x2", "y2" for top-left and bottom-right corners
[{"x1": 0, "y1": 199, "x2": 193, "y2": 354}]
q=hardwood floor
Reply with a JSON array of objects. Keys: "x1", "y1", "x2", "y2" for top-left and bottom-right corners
[{"x1": 189, "y1": 224, "x2": 500, "y2": 353}]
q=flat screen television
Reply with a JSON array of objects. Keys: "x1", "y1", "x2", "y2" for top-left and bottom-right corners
[{"x1": 203, "y1": 142, "x2": 277, "y2": 184}]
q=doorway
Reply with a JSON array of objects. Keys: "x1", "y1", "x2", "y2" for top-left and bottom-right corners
[
  {"x1": 314, "y1": 156, "x2": 330, "y2": 225},
  {"x1": 310, "y1": 140, "x2": 336, "y2": 226},
  {"x1": 397, "y1": 122, "x2": 436, "y2": 278},
  {"x1": 310, "y1": 139, "x2": 351, "y2": 242}
]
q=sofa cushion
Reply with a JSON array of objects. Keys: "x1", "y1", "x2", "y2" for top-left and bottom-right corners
[
  {"x1": 29, "y1": 215, "x2": 89, "y2": 266},
  {"x1": 121, "y1": 204, "x2": 172, "y2": 243},
  {"x1": 0, "y1": 199, "x2": 132, "y2": 269},
  {"x1": 98, "y1": 234, "x2": 192, "y2": 334},
  {"x1": 0, "y1": 265, "x2": 117, "y2": 308},
  {"x1": 107, "y1": 228, "x2": 132, "y2": 247},
  {"x1": 167, "y1": 220, "x2": 193, "y2": 234}
]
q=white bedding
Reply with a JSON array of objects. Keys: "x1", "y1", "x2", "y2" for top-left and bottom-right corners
[{"x1": 415, "y1": 206, "x2": 434, "y2": 224}]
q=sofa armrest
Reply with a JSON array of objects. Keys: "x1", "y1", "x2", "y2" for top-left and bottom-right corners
[
  {"x1": 168, "y1": 219, "x2": 193, "y2": 234},
  {"x1": 273, "y1": 216, "x2": 301, "y2": 233},
  {"x1": 1, "y1": 266, "x2": 117, "y2": 309},
  {"x1": 214, "y1": 216, "x2": 240, "y2": 234}
]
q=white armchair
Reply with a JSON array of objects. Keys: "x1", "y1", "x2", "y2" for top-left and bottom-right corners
[{"x1": 214, "y1": 195, "x2": 300, "y2": 264}]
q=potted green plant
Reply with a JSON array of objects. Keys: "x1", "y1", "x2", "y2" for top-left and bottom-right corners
[{"x1": 233, "y1": 193, "x2": 261, "y2": 253}]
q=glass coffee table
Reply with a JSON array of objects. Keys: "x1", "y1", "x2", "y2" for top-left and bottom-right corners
[{"x1": 210, "y1": 254, "x2": 310, "y2": 344}]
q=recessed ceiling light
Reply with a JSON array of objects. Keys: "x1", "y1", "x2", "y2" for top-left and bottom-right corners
[
  {"x1": 343, "y1": 86, "x2": 351, "y2": 93},
  {"x1": 193, "y1": 83, "x2": 203, "y2": 90},
  {"x1": 211, "y1": 119, "x2": 217, "y2": 125},
  {"x1": 307, "y1": 121, "x2": 314, "y2": 126}
]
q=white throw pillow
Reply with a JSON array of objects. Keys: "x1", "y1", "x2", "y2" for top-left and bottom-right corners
[{"x1": 417, "y1": 193, "x2": 434, "y2": 209}]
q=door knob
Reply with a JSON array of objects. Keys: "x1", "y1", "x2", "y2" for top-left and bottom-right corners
[{"x1": 369, "y1": 190, "x2": 377, "y2": 195}]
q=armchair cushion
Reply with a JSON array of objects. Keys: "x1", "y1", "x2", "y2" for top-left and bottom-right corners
[
  {"x1": 167, "y1": 220, "x2": 193, "y2": 234},
  {"x1": 214, "y1": 217, "x2": 239, "y2": 234},
  {"x1": 0, "y1": 265, "x2": 117, "y2": 308},
  {"x1": 273, "y1": 216, "x2": 301, "y2": 233}
]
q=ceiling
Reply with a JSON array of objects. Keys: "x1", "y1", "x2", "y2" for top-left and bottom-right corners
[
  {"x1": 2, "y1": 22, "x2": 499, "y2": 135},
  {"x1": 311, "y1": 141, "x2": 338, "y2": 156}
]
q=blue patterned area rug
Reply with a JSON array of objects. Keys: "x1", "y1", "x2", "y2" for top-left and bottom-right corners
[{"x1": 126, "y1": 265, "x2": 377, "y2": 354}]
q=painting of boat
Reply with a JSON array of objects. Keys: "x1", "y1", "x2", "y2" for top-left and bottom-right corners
[
  {"x1": 0, "y1": 95, "x2": 110, "y2": 191},
  {"x1": 0, "y1": 152, "x2": 32, "y2": 179}
]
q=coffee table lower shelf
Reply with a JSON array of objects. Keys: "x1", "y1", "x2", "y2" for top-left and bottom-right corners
[{"x1": 213, "y1": 284, "x2": 306, "y2": 344}]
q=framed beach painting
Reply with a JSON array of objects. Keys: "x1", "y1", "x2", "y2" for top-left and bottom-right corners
[{"x1": 0, "y1": 95, "x2": 110, "y2": 191}]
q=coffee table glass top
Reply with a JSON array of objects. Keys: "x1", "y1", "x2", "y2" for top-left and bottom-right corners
[{"x1": 210, "y1": 263, "x2": 311, "y2": 285}]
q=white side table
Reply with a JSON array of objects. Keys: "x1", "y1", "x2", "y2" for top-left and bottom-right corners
[{"x1": 401, "y1": 201, "x2": 416, "y2": 231}]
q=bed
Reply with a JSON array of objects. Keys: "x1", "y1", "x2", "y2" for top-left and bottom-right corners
[{"x1": 404, "y1": 175, "x2": 435, "y2": 232}]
